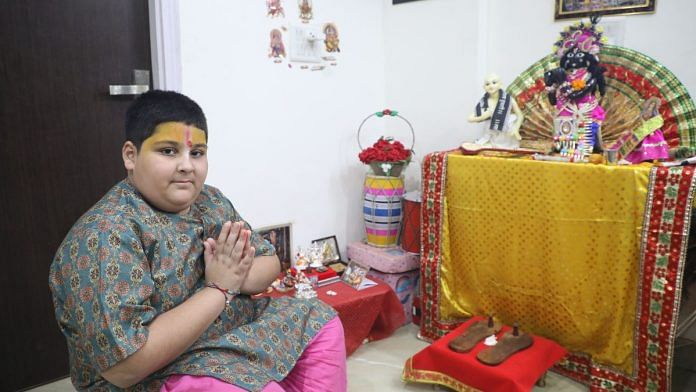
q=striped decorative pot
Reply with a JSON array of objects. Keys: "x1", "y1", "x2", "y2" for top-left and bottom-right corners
[{"x1": 363, "y1": 174, "x2": 404, "y2": 247}]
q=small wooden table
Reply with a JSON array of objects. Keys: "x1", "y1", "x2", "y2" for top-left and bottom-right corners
[{"x1": 265, "y1": 277, "x2": 405, "y2": 355}]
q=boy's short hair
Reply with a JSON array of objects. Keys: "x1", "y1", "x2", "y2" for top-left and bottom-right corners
[{"x1": 125, "y1": 90, "x2": 208, "y2": 149}]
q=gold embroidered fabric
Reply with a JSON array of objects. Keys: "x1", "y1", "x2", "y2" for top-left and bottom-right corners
[{"x1": 440, "y1": 154, "x2": 651, "y2": 374}]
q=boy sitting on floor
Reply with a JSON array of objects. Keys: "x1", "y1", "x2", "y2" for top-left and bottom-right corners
[{"x1": 49, "y1": 90, "x2": 346, "y2": 391}]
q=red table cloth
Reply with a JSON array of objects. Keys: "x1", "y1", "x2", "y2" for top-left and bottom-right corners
[
  {"x1": 265, "y1": 277, "x2": 405, "y2": 356},
  {"x1": 403, "y1": 316, "x2": 567, "y2": 392}
]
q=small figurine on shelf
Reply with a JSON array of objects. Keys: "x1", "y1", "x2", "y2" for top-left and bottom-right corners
[
  {"x1": 282, "y1": 269, "x2": 296, "y2": 288},
  {"x1": 296, "y1": 271, "x2": 311, "y2": 284},
  {"x1": 469, "y1": 73, "x2": 524, "y2": 149},
  {"x1": 309, "y1": 243, "x2": 323, "y2": 269},
  {"x1": 544, "y1": 16, "x2": 607, "y2": 162},
  {"x1": 294, "y1": 246, "x2": 310, "y2": 271},
  {"x1": 294, "y1": 271, "x2": 317, "y2": 299},
  {"x1": 271, "y1": 268, "x2": 296, "y2": 293},
  {"x1": 623, "y1": 97, "x2": 670, "y2": 163}
]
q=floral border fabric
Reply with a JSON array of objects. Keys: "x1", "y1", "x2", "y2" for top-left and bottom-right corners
[
  {"x1": 418, "y1": 152, "x2": 696, "y2": 391},
  {"x1": 402, "y1": 357, "x2": 481, "y2": 392}
]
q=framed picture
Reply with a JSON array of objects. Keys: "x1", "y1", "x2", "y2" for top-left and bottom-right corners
[
  {"x1": 257, "y1": 223, "x2": 292, "y2": 271},
  {"x1": 554, "y1": 0, "x2": 656, "y2": 20},
  {"x1": 341, "y1": 260, "x2": 370, "y2": 290},
  {"x1": 311, "y1": 235, "x2": 341, "y2": 265},
  {"x1": 393, "y1": 0, "x2": 425, "y2": 4},
  {"x1": 554, "y1": 117, "x2": 578, "y2": 138}
]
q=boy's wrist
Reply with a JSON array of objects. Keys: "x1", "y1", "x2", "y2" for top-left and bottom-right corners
[{"x1": 205, "y1": 282, "x2": 240, "y2": 305}]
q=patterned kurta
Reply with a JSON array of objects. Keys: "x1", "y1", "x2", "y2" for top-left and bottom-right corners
[{"x1": 49, "y1": 180, "x2": 336, "y2": 391}]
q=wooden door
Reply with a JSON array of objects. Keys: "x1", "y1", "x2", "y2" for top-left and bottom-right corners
[{"x1": 0, "y1": 1, "x2": 151, "y2": 390}]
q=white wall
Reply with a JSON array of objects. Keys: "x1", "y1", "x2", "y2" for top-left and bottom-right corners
[
  {"x1": 384, "y1": 0, "x2": 696, "y2": 146},
  {"x1": 179, "y1": 0, "x2": 385, "y2": 254},
  {"x1": 383, "y1": 0, "x2": 481, "y2": 172},
  {"x1": 486, "y1": 0, "x2": 696, "y2": 102},
  {"x1": 177, "y1": 0, "x2": 696, "y2": 257}
]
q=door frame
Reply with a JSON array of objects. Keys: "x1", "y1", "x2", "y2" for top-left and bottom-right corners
[{"x1": 149, "y1": 0, "x2": 182, "y2": 91}]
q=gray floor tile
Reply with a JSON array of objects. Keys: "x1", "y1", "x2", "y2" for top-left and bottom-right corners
[{"x1": 26, "y1": 323, "x2": 695, "y2": 391}]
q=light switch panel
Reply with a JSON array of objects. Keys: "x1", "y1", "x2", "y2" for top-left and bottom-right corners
[{"x1": 288, "y1": 24, "x2": 324, "y2": 63}]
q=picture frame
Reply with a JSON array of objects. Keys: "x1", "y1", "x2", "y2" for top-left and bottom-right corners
[
  {"x1": 554, "y1": 0, "x2": 656, "y2": 20},
  {"x1": 257, "y1": 223, "x2": 292, "y2": 271},
  {"x1": 311, "y1": 235, "x2": 341, "y2": 265},
  {"x1": 393, "y1": 0, "x2": 425, "y2": 4},
  {"x1": 554, "y1": 117, "x2": 578, "y2": 138},
  {"x1": 341, "y1": 260, "x2": 370, "y2": 290}
]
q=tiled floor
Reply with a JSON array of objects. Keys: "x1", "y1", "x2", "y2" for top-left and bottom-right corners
[
  {"x1": 25, "y1": 377, "x2": 74, "y2": 392},
  {"x1": 27, "y1": 324, "x2": 696, "y2": 392}
]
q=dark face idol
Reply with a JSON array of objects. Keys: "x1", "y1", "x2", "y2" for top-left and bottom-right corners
[
  {"x1": 544, "y1": 45, "x2": 606, "y2": 104},
  {"x1": 560, "y1": 47, "x2": 595, "y2": 71}
]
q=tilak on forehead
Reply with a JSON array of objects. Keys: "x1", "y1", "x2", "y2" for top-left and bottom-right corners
[
  {"x1": 142, "y1": 122, "x2": 206, "y2": 149},
  {"x1": 185, "y1": 126, "x2": 192, "y2": 148}
]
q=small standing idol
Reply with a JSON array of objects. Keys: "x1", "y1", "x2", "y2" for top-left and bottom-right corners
[
  {"x1": 294, "y1": 246, "x2": 309, "y2": 271},
  {"x1": 309, "y1": 243, "x2": 323, "y2": 268},
  {"x1": 294, "y1": 271, "x2": 317, "y2": 299},
  {"x1": 469, "y1": 73, "x2": 524, "y2": 149},
  {"x1": 544, "y1": 16, "x2": 607, "y2": 161}
]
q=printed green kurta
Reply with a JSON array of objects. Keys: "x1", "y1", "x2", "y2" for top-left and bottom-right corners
[{"x1": 49, "y1": 180, "x2": 336, "y2": 391}]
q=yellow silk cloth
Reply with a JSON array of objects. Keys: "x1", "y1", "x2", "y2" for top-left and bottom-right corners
[{"x1": 440, "y1": 154, "x2": 652, "y2": 374}]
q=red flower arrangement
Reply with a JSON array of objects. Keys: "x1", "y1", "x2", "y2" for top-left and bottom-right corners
[
  {"x1": 358, "y1": 136, "x2": 412, "y2": 164},
  {"x1": 356, "y1": 109, "x2": 415, "y2": 176}
]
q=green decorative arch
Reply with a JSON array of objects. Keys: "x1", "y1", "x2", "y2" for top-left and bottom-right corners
[{"x1": 508, "y1": 45, "x2": 696, "y2": 154}]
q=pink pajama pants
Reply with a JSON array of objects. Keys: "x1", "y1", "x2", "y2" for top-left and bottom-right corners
[{"x1": 160, "y1": 316, "x2": 347, "y2": 392}]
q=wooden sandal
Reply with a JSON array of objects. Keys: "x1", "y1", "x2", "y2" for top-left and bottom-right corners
[
  {"x1": 476, "y1": 323, "x2": 533, "y2": 365},
  {"x1": 448, "y1": 316, "x2": 502, "y2": 353}
]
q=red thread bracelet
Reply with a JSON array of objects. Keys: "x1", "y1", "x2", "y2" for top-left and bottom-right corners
[{"x1": 205, "y1": 282, "x2": 239, "y2": 305}]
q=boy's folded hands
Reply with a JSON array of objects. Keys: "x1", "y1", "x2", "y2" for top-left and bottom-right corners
[{"x1": 203, "y1": 221, "x2": 255, "y2": 294}]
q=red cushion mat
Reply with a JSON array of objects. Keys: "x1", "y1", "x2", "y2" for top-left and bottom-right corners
[{"x1": 403, "y1": 317, "x2": 567, "y2": 392}]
